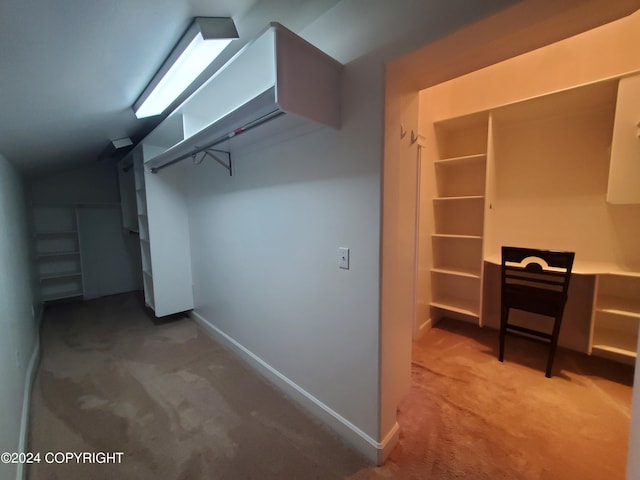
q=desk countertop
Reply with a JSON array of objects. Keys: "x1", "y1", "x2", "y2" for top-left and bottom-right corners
[{"x1": 484, "y1": 254, "x2": 640, "y2": 277}]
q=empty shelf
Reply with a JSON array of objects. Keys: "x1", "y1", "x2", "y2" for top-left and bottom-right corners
[
  {"x1": 431, "y1": 267, "x2": 481, "y2": 279},
  {"x1": 431, "y1": 297, "x2": 479, "y2": 317},
  {"x1": 434, "y1": 153, "x2": 487, "y2": 166}
]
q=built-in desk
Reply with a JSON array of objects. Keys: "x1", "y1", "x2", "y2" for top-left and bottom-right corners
[{"x1": 483, "y1": 255, "x2": 640, "y2": 365}]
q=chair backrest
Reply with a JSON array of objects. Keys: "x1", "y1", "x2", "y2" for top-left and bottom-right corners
[{"x1": 501, "y1": 246, "x2": 575, "y2": 302}]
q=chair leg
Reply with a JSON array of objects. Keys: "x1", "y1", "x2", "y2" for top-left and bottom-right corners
[
  {"x1": 499, "y1": 305, "x2": 508, "y2": 362},
  {"x1": 546, "y1": 313, "x2": 564, "y2": 378}
]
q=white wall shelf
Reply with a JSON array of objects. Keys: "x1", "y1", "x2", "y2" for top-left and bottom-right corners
[
  {"x1": 432, "y1": 234, "x2": 483, "y2": 240},
  {"x1": 33, "y1": 205, "x2": 85, "y2": 302},
  {"x1": 431, "y1": 267, "x2": 481, "y2": 279},
  {"x1": 142, "y1": 23, "x2": 342, "y2": 173}
]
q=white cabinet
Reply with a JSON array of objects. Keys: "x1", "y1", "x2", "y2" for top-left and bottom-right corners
[
  {"x1": 33, "y1": 206, "x2": 84, "y2": 301},
  {"x1": 607, "y1": 73, "x2": 640, "y2": 204}
]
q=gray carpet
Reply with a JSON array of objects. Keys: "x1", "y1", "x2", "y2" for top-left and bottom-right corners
[
  {"x1": 27, "y1": 293, "x2": 633, "y2": 479},
  {"x1": 27, "y1": 293, "x2": 369, "y2": 479}
]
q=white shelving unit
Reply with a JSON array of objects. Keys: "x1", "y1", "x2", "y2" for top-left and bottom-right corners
[
  {"x1": 133, "y1": 149, "x2": 155, "y2": 312},
  {"x1": 117, "y1": 153, "x2": 138, "y2": 233},
  {"x1": 132, "y1": 142, "x2": 194, "y2": 318},
  {"x1": 428, "y1": 114, "x2": 488, "y2": 325},
  {"x1": 33, "y1": 206, "x2": 84, "y2": 302},
  {"x1": 591, "y1": 274, "x2": 640, "y2": 364}
]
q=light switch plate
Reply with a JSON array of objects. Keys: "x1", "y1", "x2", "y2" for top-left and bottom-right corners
[{"x1": 339, "y1": 247, "x2": 350, "y2": 269}]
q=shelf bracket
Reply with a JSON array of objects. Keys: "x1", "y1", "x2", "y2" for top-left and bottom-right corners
[{"x1": 199, "y1": 149, "x2": 233, "y2": 176}]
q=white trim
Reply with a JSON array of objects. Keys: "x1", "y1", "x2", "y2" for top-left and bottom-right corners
[
  {"x1": 415, "y1": 317, "x2": 433, "y2": 340},
  {"x1": 190, "y1": 310, "x2": 397, "y2": 464},
  {"x1": 16, "y1": 306, "x2": 43, "y2": 480},
  {"x1": 377, "y1": 421, "x2": 400, "y2": 465}
]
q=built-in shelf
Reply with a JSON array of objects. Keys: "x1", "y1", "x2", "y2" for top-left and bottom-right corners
[
  {"x1": 422, "y1": 112, "x2": 488, "y2": 328},
  {"x1": 434, "y1": 153, "x2": 487, "y2": 166},
  {"x1": 591, "y1": 344, "x2": 637, "y2": 360},
  {"x1": 431, "y1": 298, "x2": 480, "y2": 318},
  {"x1": 432, "y1": 234, "x2": 483, "y2": 240},
  {"x1": 596, "y1": 295, "x2": 640, "y2": 318},
  {"x1": 41, "y1": 291, "x2": 83, "y2": 302},
  {"x1": 37, "y1": 251, "x2": 80, "y2": 259},
  {"x1": 39, "y1": 272, "x2": 82, "y2": 281},
  {"x1": 590, "y1": 274, "x2": 640, "y2": 362},
  {"x1": 32, "y1": 205, "x2": 85, "y2": 303},
  {"x1": 433, "y1": 196, "x2": 485, "y2": 202},
  {"x1": 431, "y1": 267, "x2": 481, "y2": 279},
  {"x1": 35, "y1": 230, "x2": 78, "y2": 236}
]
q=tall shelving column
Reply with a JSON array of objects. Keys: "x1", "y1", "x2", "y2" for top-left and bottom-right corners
[
  {"x1": 33, "y1": 205, "x2": 84, "y2": 302},
  {"x1": 429, "y1": 113, "x2": 488, "y2": 325},
  {"x1": 133, "y1": 150, "x2": 154, "y2": 311}
]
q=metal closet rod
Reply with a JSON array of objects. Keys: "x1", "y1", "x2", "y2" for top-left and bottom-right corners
[{"x1": 150, "y1": 109, "x2": 286, "y2": 174}]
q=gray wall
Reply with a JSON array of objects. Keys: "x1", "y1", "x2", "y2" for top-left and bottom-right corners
[
  {"x1": 0, "y1": 154, "x2": 39, "y2": 480},
  {"x1": 184, "y1": 0, "x2": 519, "y2": 457}
]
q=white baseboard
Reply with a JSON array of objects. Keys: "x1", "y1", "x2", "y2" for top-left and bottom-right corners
[
  {"x1": 16, "y1": 306, "x2": 43, "y2": 480},
  {"x1": 190, "y1": 310, "x2": 398, "y2": 465},
  {"x1": 414, "y1": 317, "x2": 432, "y2": 340}
]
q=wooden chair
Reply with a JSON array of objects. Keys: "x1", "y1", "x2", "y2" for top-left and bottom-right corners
[{"x1": 499, "y1": 246, "x2": 575, "y2": 378}]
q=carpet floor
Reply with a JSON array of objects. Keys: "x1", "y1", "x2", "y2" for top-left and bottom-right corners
[
  {"x1": 372, "y1": 319, "x2": 633, "y2": 480},
  {"x1": 27, "y1": 293, "x2": 633, "y2": 479}
]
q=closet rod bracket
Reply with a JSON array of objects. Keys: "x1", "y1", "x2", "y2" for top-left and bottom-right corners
[{"x1": 202, "y1": 149, "x2": 233, "y2": 176}]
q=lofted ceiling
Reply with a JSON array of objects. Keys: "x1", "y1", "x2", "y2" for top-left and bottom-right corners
[{"x1": 0, "y1": 0, "x2": 260, "y2": 176}]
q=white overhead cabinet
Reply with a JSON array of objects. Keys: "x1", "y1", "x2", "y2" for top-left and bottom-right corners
[
  {"x1": 607, "y1": 73, "x2": 640, "y2": 204},
  {"x1": 134, "y1": 23, "x2": 342, "y2": 317}
]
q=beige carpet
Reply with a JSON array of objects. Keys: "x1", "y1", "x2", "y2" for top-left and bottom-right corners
[
  {"x1": 28, "y1": 293, "x2": 633, "y2": 479},
  {"x1": 371, "y1": 319, "x2": 633, "y2": 480}
]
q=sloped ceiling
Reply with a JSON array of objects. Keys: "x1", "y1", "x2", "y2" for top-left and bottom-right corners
[
  {"x1": 0, "y1": 0, "x2": 528, "y2": 177},
  {"x1": 0, "y1": 0, "x2": 266, "y2": 175}
]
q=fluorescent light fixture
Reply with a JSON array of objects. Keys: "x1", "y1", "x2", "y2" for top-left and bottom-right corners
[{"x1": 134, "y1": 17, "x2": 238, "y2": 119}]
